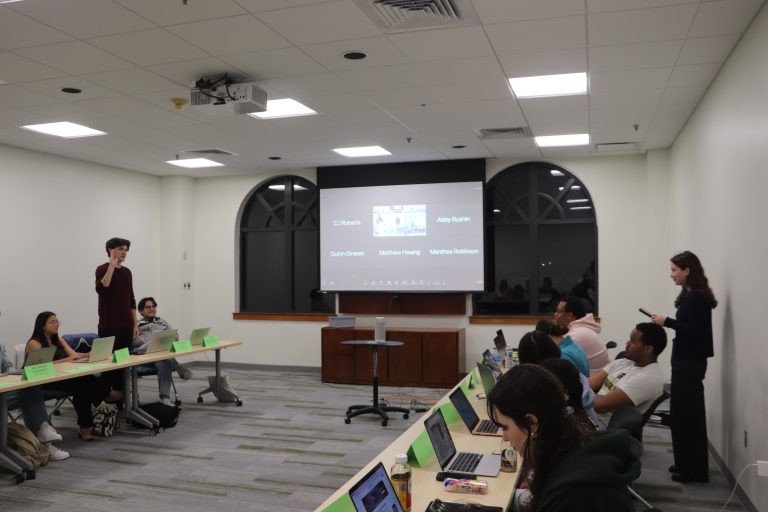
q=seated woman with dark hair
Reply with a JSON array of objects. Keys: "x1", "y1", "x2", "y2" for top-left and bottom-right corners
[
  {"x1": 487, "y1": 364, "x2": 639, "y2": 512},
  {"x1": 25, "y1": 311, "x2": 110, "y2": 440},
  {"x1": 518, "y1": 330, "x2": 598, "y2": 427},
  {"x1": 541, "y1": 358, "x2": 596, "y2": 433}
]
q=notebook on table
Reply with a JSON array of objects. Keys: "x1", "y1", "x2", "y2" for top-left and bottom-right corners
[
  {"x1": 448, "y1": 388, "x2": 502, "y2": 437},
  {"x1": 348, "y1": 461, "x2": 404, "y2": 512},
  {"x1": 423, "y1": 409, "x2": 500, "y2": 477},
  {"x1": 72, "y1": 336, "x2": 115, "y2": 363}
]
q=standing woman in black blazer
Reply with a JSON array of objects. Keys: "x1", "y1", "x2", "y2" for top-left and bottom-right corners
[{"x1": 652, "y1": 251, "x2": 717, "y2": 483}]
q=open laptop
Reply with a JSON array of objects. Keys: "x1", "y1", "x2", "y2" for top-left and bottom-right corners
[
  {"x1": 73, "y1": 336, "x2": 115, "y2": 363},
  {"x1": 493, "y1": 329, "x2": 507, "y2": 352},
  {"x1": 6, "y1": 346, "x2": 58, "y2": 374},
  {"x1": 475, "y1": 361, "x2": 498, "y2": 395},
  {"x1": 348, "y1": 461, "x2": 404, "y2": 512},
  {"x1": 188, "y1": 327, "x2": 211, "y2": 346},
  {"x1": 481, "y1": 349, "x2": 502, "y2": 378},
  {"x1": 423, "y1": 409, "x2": 500, "y2": 477},
  {"x1": 145, "y1": 329, "x2": 178, "y2": 353},
  {"x1": 448, "y1": 388, "x2": 502, "y2": 437}
]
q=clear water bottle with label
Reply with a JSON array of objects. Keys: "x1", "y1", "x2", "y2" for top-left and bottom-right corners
[
  {"x1": 505, "y1": 347, "x2": 514, "y2": 369},
  {"x1": 391, "y1": 453, "x2": 412, "y2": 512}
]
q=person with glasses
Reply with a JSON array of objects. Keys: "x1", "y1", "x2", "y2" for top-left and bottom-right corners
[
  {"x1": 25, "y1": 311, "x2": 110, "y2": 441},
  {"x1": 554, "y1": 296, "x2": 610, "y2": 375},
  {"x1": 132, "y1": 297, "x2": 192, "y2": 406}
]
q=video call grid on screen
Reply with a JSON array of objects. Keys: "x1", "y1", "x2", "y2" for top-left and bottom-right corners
[{"x1": 320, "y1": 181, "x2": 485, "y2": 292}]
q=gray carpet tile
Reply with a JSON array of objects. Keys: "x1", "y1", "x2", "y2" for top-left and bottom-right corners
[{"x1": 1, "y1": 368, "x2": 751, "y2": 511}]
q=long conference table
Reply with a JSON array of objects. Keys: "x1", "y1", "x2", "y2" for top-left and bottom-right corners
[
  {"x1": 316, "y1": 368, "x2": 519, "y2": 512},
  {"x1": 0, "y1": 339, "x2": 241, "y2": 480}
]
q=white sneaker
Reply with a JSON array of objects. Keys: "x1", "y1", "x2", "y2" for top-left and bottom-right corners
[
  {"x1": 48, "y1": 444, "x2": 70, "y2": 461},
  {"x1": 36, "y1": 421, "x2": 63, "y2": 443},
  {"x1": 159, "y1": 397, "x2": 173, "y2": 406}
]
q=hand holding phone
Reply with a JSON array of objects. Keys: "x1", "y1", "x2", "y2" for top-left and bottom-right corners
[{"x1": 639, "y1": 307, "x2": 653, "y2": 318}]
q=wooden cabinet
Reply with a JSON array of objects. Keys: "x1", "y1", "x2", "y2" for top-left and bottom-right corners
[{"x1": 321, "y1": 326, "x2": 465, "y2": 388}]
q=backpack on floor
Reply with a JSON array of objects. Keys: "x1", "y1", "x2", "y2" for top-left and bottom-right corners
[
  {"x1": 129, "y1": 402, "x2": 180, "y2": 430},
  {"x1": 92, "y1": 401, "x2": 119, "y2": 436},
  {"x1": 7, "y1": 422, "x2": 51, "y2": 469}
]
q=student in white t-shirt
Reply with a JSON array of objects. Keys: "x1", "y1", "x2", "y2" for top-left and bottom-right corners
[{"x1": 589, "y1": 323, "x2": 667, "y2": 429}]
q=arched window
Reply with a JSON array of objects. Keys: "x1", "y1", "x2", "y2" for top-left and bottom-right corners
[
  {"x1": 238, "y1": 175, "x2": 334, "y2": 313},
  {"x1": 474, "y1": 162, "x2": 598, "y2": 315}
]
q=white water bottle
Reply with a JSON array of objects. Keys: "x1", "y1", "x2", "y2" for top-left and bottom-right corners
[{"x1": 374, "y1": 316, "x2": 386, "y2": 342}]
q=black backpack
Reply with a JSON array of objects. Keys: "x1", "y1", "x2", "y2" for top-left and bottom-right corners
[{"x1": 129, "y1": 402, "x2": 180, "y2": 429}]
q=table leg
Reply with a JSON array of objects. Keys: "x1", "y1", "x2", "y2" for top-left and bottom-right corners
[
  {"x1": 122, "y1": 367, "x2": 158, "y2": 429},
  {"x1": 0, "y1": 394, "x2": 33, "y2": 479}
]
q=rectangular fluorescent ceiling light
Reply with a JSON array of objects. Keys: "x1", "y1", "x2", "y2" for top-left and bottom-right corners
[
  {"x1": 570, "y1": 206, "x2": 592, "y2": 210},
  {"x1": 509, "y1": 72, "x2": 587, "y2": 98},
  {"x1": 166, "y1": 158, "x2": 223, "y2": 168},
  {"x1": 566, "y1": 199, "x2": 589, "y2": 203},
  {"x1": 332, "y1": 145, "x2": 391, "y2": 157},
  {"x1": 21, "y1": 122, "x2": 106, "y2": 138},
  {"x1": 249, "y1": 98, "x2": 316, "y2": 119},
  {"x1": 535, "y1": 134, "x2": 590, "y2": 147},
  {"x1": 0, "y1": 1, "x2": 25, "y2": 4}
]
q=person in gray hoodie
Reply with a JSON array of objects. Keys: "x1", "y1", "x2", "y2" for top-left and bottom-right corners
[{"x1": 555, "y1": 296, "x2": 610, "y2": 375}]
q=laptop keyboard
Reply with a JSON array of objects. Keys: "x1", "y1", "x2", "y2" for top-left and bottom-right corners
[
  {"x1": 447, "y1": 451, "x2": 482, "y2": 473},
  {"x1": 476, "y1": 420, "x2": 498, "y2": 433}
]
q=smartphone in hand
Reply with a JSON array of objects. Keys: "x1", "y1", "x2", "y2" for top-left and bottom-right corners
[{"x1": 639, "y1": 307, "x2": 653, "y2": 318}]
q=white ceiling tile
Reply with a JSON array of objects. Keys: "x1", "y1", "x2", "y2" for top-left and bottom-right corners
[
  {"x1": 677, "y1": 35, "x2": 741, "y2": 65},
  {"x1": 474, "y1": 0, "x2": 584, "y2": 23},
  {"x1": 300, "y1": 36, "x2": 406, "y2": 71},
  {"x1": 235, "y1": 0, "x2": 333, "y2": 12},
  {"x1": 668, "y1": 62, "x2": 722, "y2": 87},
  {"x1": 113, "y1": 0, "x2": 247, "y2": 26},
  {"x1": 366, "y1": 81, "x2": 511, "y2": 108},
  {"x1": 589, "y1": 40, "x2": 683, "y2": 72},
  {"x1": 77, "y1": 96, "x2": 196, "y2": 128},
  {"x1": 19, "y1": 77, "x2": 122, "y2": 102},
  {"x1": 83, "y1": 68, "x2": 183, "y2": 94},
  {"x1": 654, "y1": 102, "x2": 697, "y2": 121},
  {"x1": 688, "y1": 0, "x2": 765, "y2": 37},
  {"x1": 485, "y1": 16, "x2": 586, "y2": 55},
  {"x1": 334, "y1": 64, "x2": 426, "y2": 92},
  {"x1": 264, "y1": 73, "x2": 354, "y2": 98},
  {"x1": 588, "y1": 5, "x2": 697, "y2": 46},
  {"x1": 590, "y1": 125, "x2": 645, "y2": 144},
  {"x1": 323, "y1": 108, "x2": 394, "y2": 126},
  {"x1": 660, "y1": 85, "x2": 707, "y2": 105},
  {"x1": 0, "y1": 84, "x2": 62, "y2": 107},
  {"x1": 590, "y1": 105, "x2": 654, "y2": 128},
  {"x1": 540, "y1": 145, "x2": 591, "y2": 158},
  {"x1": 481, "y1": 138, "x2": 542, "y2": 159},
  {"x1": 299, "y1": 92, "x2": 379, "y2": 114},
  {"x1": 88, "y1": 29, "x2": 209, "y2": 66},
  {"x1": 221, "y1": 48, "x2": 326, "y2": 80},
  {"x1": 0, "y1": 52, "x2": 68, "y2": 83},
  {"x1": 590, "y1": 68, "x2": 672, "y2": 92},
  {"x1": 0, "y1": 105, "x2": 50, "y2": 127},
  {"x1": 500, "y1": 48, "x2": 587, "y2": 78},
  {"x1": 0, "y1": 6, "x2": 72, "y2": 50},
  {"x1": 14, "y1": 41, "x2": 134, "y2": 74},
  {"x1": 146, "y1": 58, "x2": 245, "y2": 87},
  {"x1": 518, "y1": 95, "x2": 589, "y2": 134},
  {"x1": 255, "y1": 0, "x2": 380, "y2": 45},
  {"x1": 414, "y1": 56, "x2": 507, "y2": 86},
  {"x1": 10, "y1": 0, "x2": 154, "y2": 39},
  {"x1": 590, "y1": 89, "x2": 664, "y2": 109},
  {"x1": 388, "y1": 26, "x2": 494, "y2": 62},
  {"x1": 587, "y1": 0, "x2": 696, "y2": 13},
  {"x1": 168, "y1": 15, "x2": 290, "y2": 56}
]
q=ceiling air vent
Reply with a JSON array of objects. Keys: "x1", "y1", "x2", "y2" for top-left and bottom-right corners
[
  {"x1": 476, "y1": 127, "x2": 532, "y2": 139},
  {"x1": 353, "y1": 0, "x2": 481, "y2": 33},
  {"x1": 180, "y1": 148, "x2": 238, "y2": 157},
  {"x1": 594, "y1": 142, "x2": 638, "y2": 153}
]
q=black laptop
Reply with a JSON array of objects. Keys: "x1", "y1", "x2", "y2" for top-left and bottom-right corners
[{"x1": 448, "y1": 388, "x2": 502, "y2": 437}]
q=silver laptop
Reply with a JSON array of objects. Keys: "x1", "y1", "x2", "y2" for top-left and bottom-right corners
[
  {"x1": 145, "y1": 329, "x2": 178, "y2": 353},
  {"x1": 475, "y1": 361, "x2": 497, "y2": 395},
  {"x1": 13, "y1": 346, "x2": 57, "y2": 372},
  {"x1": 348, "y1": 461, "x2": 404, "y2": 512},
  {"x1": 448, "y1": 388, "x2": 502, "y2": 437},
  {"x1": 423, "y1": 409, "x2": 500, "y2": 477},
  {"x1": 189, "y1": 327, "x2": 211, "y2": 346},
  {"x1": 73, "y1": 336, "x2": 115, "y2": 363}
]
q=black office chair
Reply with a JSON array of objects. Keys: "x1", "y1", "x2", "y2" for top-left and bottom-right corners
[{"x1": 607, "y1": 391, "x2": 670, "y2": 512}]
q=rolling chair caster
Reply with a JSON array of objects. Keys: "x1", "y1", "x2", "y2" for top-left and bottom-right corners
[
  {"x1": 13, "y1": 472, "x2": 25, "y2": 484},
  {"x1": 197, "y1": 396, "x2": 203, "y2": 403},
  {"x1": 403, "y1": 413, "x2": 409, "y2": 419},
  {"x1": 236, "y1": 400, "x2": 243, "y2": 407},
  {"x1": 25, "y1": 470, "x2": 36, "y2": 480},
  {"x1": 344, "y1": 417, "x2": 351, "y2": 424},
  {"x1": 381, "y1": 420, "x2": 388, "y2": 427}
]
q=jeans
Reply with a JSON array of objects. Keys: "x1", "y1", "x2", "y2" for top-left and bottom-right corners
[
  {"x1": 132, "y1": 341, "x2": 179, "y2": 399},
  {"x1": 8, "y1": 386, "x2": 49, "y2": 432}
]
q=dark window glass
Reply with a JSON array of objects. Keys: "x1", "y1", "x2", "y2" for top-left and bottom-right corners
[
  {"x1": 474, "y1": 162, "x2": 597, "y2": 315},
  {"x1": 239, "y1": 176, "x2": 334, "y2": 313}
]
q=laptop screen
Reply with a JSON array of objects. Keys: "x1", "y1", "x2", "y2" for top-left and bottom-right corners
[
  {"x1": 481, "y1": 349, "x2": 501, "y2": 375},
  {"x1": 493, "y1": 329, "x2": 506, "y2": 351},
  {"x1": 475, "y1": 361, "x2": 497, "y2": 395},
  {"x1": 448, "y1": 388, "x2": 479, "y2": 431},
  {"x1": 349, "y1": 462, "x2": 404, "y2": 512},
  {"x1": 424, "y1": 409, "x2": 456, "y2": 469}
]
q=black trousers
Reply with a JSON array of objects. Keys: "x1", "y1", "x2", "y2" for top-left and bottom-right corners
[
  {"x1": 43, "y1": 375, "x2": 109, "y2": 428},
  {"x1": 670, "y1": 358, "x2": 709, "y2": 475},
  {"x1": 98, "y1": 326, "x2": 133, "y2": 392}
]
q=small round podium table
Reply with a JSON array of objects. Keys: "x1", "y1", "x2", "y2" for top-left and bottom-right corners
[{"x1": 341, "y1": 340, "x2": 410, "y2": 427}]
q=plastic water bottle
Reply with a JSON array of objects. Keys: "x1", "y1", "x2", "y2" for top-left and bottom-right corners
[
  {"x1": 391, "y1": 453, "x2": 412, "y2": 512},
  {"x1": 505, "y1": 347, "x2": 514, "y2": 369},
  {"x1": 375, "y1": 316, "x2": 386, "y2": 342}
]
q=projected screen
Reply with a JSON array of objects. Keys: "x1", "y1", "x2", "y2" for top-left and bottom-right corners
[{"x1": 320, "y1": 181, "x2": 484, "y2": 292}]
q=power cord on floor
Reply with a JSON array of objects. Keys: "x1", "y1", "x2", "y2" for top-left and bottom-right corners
[{"x1": 718, "y1": 463, "x2": 756, "y2": 512}]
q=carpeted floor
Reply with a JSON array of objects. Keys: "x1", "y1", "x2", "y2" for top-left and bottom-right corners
[{"x1": 0, "y1": 366, "x2": 750, "y2": 512}]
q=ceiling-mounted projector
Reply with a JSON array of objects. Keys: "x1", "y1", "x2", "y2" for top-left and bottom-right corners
[{"x1": 190, "y1": 81, "x2": 267, "y2": 115}]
